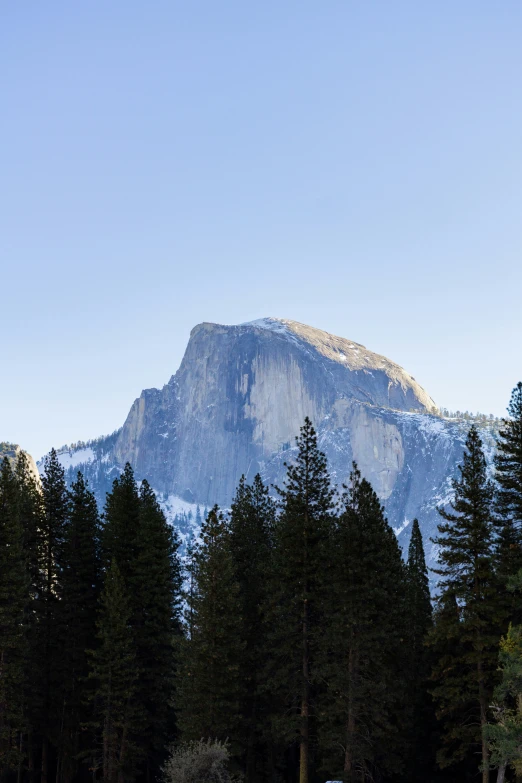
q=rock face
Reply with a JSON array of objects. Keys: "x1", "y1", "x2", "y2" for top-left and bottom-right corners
[
  {"x1": 0, "y1": 442, "x2": 40, "y2": 482},
  {"x1": 46, "y1": 318, "x2": 499, "y2": 575},
  {"x1": 112, "y1": 318, "x2": 438, "y2": 505}
]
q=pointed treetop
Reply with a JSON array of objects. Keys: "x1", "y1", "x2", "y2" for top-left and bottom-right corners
[{"x1": 408, "y1": 519, "x2": 428, "y2": 577}]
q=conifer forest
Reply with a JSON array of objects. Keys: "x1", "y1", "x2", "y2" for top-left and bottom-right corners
[{"x1": 1, "y1": 381, "x2": 522, "y2": 783}]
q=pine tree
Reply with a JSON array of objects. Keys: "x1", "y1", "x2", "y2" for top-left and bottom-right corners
[
  {"x1": 484, "y1": 623, "x2": 522, "y2": 782},
  {"x1": 38, "y1": 449, "x2": 69, "y2": 783},
  {"x1": 266, "y1": 418, "x2": 335, "y2": 783},
  {"x1": 101, "y1": 464, "x2": 140, "y2": 585},
  {"x1": 57, "y1": 472, "x2": 101, "y2": 783},
  {"x1": 179, "y1": 506, "x2": 245, "y2": 750},
  {"x1": 13, "y1": 450, "x2": 43, "y2": 603},
  {"x1": 404, "y1": 519, "x2": 435, "y2": 781},
  {"x1": 102, "y1": 466, "x2": 184, "y2": 780},
  {"x1": 431, "y1": 426, "x2": 499, "y2": 783},
  {"x1": 495, "y1": 382, "x2": 522, "y2": 589},
  {"x1": 13, "y1": 450, "x2": 44, "y2": 782},
  {"x1": 0, "y1": 458, "x2": 29, "y2": 779},
  {"x1": 428, "y1": 589, "x2": 475, "y2": 780},
  {"x1": 317, "y1": 464, "x2": 408, "y2": 783},
  {"x1": 133, "y1": 480, "x2": 183, "y2": 780},
  {"x1": 228, "y1": 474, "x2": 275, "y2": 782},
  {"x1": 87, "y1": 561, "x2": 142, "y2": 783}
]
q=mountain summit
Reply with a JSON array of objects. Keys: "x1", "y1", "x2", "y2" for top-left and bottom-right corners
[
  {"x1": 112, "y1": 318, "x2": 438, "y2": 505},
  {"x1": 44, "y1": 318, "x2": 496, "y2": 570}
]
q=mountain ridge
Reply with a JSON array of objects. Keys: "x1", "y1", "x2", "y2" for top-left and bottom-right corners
[{"x1": 32, "y1": 318, "x2": 499, "y2": 577}]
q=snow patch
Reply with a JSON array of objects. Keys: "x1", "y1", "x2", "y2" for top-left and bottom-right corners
[
  {"x1": 393, "y1": 519, "x2": 411, "y2": 537},
  {"x1": 241, "y1": 318, "x2": 289, "y2": 335},
  {"x1": 57, "y1": 447, "x2": 95, "y2": 469}
]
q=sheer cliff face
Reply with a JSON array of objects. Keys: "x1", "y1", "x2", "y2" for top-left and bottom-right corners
[{"x1": 113, "y1": 318, "x2": 438, "y2": 506}]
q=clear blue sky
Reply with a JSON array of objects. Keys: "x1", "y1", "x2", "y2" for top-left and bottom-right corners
[{"x1": 2, "y1": 2, "x2": 521, "y2": 460}]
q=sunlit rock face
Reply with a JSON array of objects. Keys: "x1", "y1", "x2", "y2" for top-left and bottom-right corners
[
  {"x1": 0, "y1": 443, "x2": 40, "y2": 482},
  {"x1": 112, "y1": 318, "x2": 438, "y2": 507},
  {"x1": 51, "y1": 318, "x2": 496, "y2": 575}
]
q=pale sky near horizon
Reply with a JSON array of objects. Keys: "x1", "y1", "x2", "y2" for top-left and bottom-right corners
[{"x1": 2, "y1": 2, "x2": 522, "y2": 460}]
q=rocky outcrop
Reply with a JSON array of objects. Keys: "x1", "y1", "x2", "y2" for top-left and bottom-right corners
[
  {"x1": 50, "y1": 317, "x2": 497, "y2": 575},
  {"x1": 0, "y1": 442, "x2": 40, "y2": 482}
]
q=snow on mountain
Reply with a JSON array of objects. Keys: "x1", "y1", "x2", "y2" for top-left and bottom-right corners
[{"x1": 37, "y1": 318, "x2": 499, "y2": 579}]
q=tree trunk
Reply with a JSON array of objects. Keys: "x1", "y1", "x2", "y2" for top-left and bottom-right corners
[
  {"x1": 300, "y1": 598, "x2": 309, "y2": 783},
  {"x1": 496, "y1": 762, "x2": 506, "y2": 783}
]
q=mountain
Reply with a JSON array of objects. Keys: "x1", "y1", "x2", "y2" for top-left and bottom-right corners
[
  {"x1": 1, "y1": 442, "x2": 40, "y2": 481},
  {"x1": 40, "y1": 318, "x2": 499, "y2": 574}
]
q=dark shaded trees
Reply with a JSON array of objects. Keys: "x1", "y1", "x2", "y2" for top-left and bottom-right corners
[
  {"x1": 179, "y1": 506, "x2": 245, "y2": 748},
  {"x1": 133, "y1": 480, "x2": 183, "y2": 779},
  {"x1": 0, "y1": 458, "x2": 29, "y2": 779},
  {"x1": 38, "y1": 449, "x2": 69, "y2": 783},
  {"x1": 317, "y1": 465, "x2": 408, "y2": 783},
  {"x1": 87, "y1": 561, "x2": 142, "y2": 783},
  {"x1": 403, "y1": 519, "x2": 435, "y2": 781},
  {"x1": 265, "y1": 418, "x2": 336, "y2": 783},
  {"x1": 495, "y1": 382, "x2": 522, "y2": 607},
  {"x1": 57, "y1": 473, "x2": 101, "y2": 783},
  {"x1": 430, "y1": 426, "x2": 499, "y2": 783},
  {"x1": 98, "y1": 466, "x2": 183, "y2": 781},
  {"x1": 228, "y1": 475, "x2": 275, "y2": 782}
]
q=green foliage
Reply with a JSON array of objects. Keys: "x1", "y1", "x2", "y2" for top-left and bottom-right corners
[
  {"x1": 98, "y1": 465, "x2": 184, "y2": 780},
  {"x1": 495, "y1": 382, "x2": 522, "y2": 590},
  {"x1": 5, "y1": 406, "x2": 522, "y2": 783},
  {"x1": 179, "y1": 506, "x2": 245, "y2": 747},
  {"x1": 403, "y1": 519, "x2": 435, "y2": 781},
  {"x1": 484, "y1": 624, "x2": 522, "y2": 777},
  {"x1": 58, "y1": 472, "x2": 101, "y2": 781},
  {"x1": 0, "y1": 458, "x2": 29, "y2": 776},
  {"x1": 228, "y1": 474, "x2": 275, "y2": 781},
  {"x1": 265, "y1": 417, "x2": 336, "y2": 782},
  {"x1": 430, "y1": 426, "x2": 499, "y2": 780},
  {"x1": 133, "y1": 479, "x2": 183, "y2": 776},
  {"x1": 87, "y1": 561, "x2": 143, "y2": 783},
  {"x1": 102, "y1": 463, "x2": 141, "y2": 581},
  {"x1": 38, "y1": 448, "x2": 70, "y2": 777},
  {"x1": 317, "y1": 464, "x2": 408, "y2": 782}
]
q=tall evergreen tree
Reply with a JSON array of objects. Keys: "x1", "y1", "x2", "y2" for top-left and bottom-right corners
[
  {"x1": 428, "y1": 589, "x2": 475, "y2": 781},
  {"x1": 179, "y1": 506, "x2": 245, "y2": 750},
  {"x1": 404, "y1": 519, "x2": 435, "y2": 781},
  {"x1": 13, "y1": 450, "x2": 44, "y2": 783},
  {"x1": 317, "y1": 465, "x2": 408, "y2": 783},
  {"x1": 38, "y1": 449, "x2": 69, "y2": 783},
  {"x1": 266, "y1": 418, "x2": 335, "y2": 783},
  {"x1": 228, "y1": 474, "x2": 275, "y2": 782},
  {"x1": 0, "y1": 458, "x2": 29, "y2": 780},
  {"x1": 133, "y1": 480, "x2": 183, "y2": 780},
  {"x1": 101, "y1": 464, "x2": 140, "y2": 585},
  {"x1": 57, "y1": 472, "x2": 101, "y2": 783},
  {"x1": 495, "y1": 382, "x2": 522, "y2": 588},
  {"x1": 431, "y1": 426, "x2": 499, "y2": 783},
  {"x1": 87, "y1": 561, "x2": 142, "y2": 783}
]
